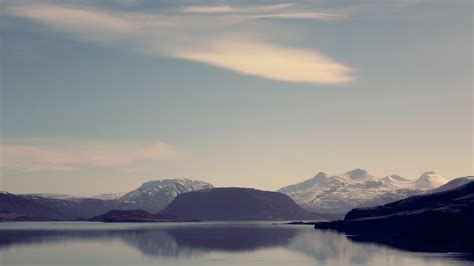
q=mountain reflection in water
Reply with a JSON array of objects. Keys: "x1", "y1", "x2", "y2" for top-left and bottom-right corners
[
  {"x1": 0, "y1": 224, "x2": 297, "y2": 257},
  {"x1": 0, "y1": 222, "x2": 472, "y2": 265}
]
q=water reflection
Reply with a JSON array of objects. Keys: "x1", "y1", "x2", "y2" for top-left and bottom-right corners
[
  {"x1": 120, "y1": 226, "x2": 299, "y2": 257},
  {"x1": 290, "y1": 230, "x2": 473, "y2": 265},
  {"x1": 348, "y1": 235, "x2": 474, "y2": 259},
  {"x1": 0, "y1": 222, "x2": 472, "y2": 265},
  {"x1": 0, "y1": 223, "x2": 298, "y2": 257}
]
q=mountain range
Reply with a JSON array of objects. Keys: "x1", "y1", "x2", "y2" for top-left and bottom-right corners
[
  {"x1": 0, "y1": 192, "x2": 138, "y2": 221},
  {"x1": 0, "y1": 178, "x2": 213, "y2": 221},
  {"x1": 0, "y1": 170, "x2": 461, "y2": 221},
  {"x1": 278, "y1": 169, "x2": 449, "y2": 214},
  {"x1": 0, "y1": 187, "x2": 333, "y2": 221}
]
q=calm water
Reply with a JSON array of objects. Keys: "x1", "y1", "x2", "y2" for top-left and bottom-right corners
[{"x1": 0, "y1": 222, "x2": 472, "y2": 266}]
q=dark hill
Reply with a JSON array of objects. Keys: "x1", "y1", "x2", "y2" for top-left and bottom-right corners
[
  {"x1": 0, "y1": 192, "x2": 137, "y2": 221},
  {"x1": 159, "y1": 187, "x2": 326, "y2": 221}
]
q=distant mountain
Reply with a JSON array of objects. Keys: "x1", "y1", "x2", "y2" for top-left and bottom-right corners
[
  {"x1": 92, "y1": 192, "x2": 126, "y2": 200},
  {"x1": 23, "y1": 192, "x2": 126, "y2": 201},
  {"x1": 414, "y1": 171, "x2": 448, "y2": 190},
  {"x1": 90, "y1": 209, "x2": 197, "y2": 223},
  {"x1": 383, "y1": 174, "x2": 408, "y2": 182},
  {"x1": 0, "y1": 178, "x2": 214, "y2": 221},
  {"x1": 22, "y1": 193, "x2": 83, "y2": 201},
  {"x1": 278, "y1": 169, "x2": 448, "y2": 214},
  {"x1": 120, "y1": 178, "x2": 213, "y2": 213},
  {"x1": 0, "y1": 192, "x2": 138, "y2": 221},
  {"x1": 314, "y1": 178, "x2": 474, "y2": 242},
  {"x1": 159, "y1": 187, "x2": 328, "y2": 221},
  {"x1": 0, "y1": 192, "x2": 66, "y2": 221}
]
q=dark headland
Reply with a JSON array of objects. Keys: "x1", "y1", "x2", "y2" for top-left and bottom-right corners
[{"x1": 314, "y1": 181, "x2": 474, "y2": 251}]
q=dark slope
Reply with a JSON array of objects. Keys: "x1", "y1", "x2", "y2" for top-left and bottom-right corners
[
  {"x1": 430, "y1": 176, "x2": 474, "y2": 193},
  {"x1": 0, "y1": 193, "x2": 65, "y2": 220},
  {"x1": 314, "y1": 181, "x2": 474, "y2": 242},
  {"x1": 0, "y1": 192, "x2": 138, "y2": 221},
  {"x1": 159, "y1": 187, "x2": 326, "y2": 221}
]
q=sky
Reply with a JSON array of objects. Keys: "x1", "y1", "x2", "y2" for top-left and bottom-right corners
[{"x1": 0, "y1": 0, "x2": 472, "y2": 196}]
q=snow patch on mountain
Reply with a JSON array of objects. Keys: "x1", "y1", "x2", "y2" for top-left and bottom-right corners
[
  {"x1": 22, "y1": 193, "x2": 84, "y2": 201},
  {"x1": 92, "y1": 192, "x2": 127, "y2": 200}
]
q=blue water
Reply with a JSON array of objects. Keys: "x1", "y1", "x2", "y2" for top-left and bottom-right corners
[{"x1": 0, "y1": 222, "x2": 471, "y2": 266}]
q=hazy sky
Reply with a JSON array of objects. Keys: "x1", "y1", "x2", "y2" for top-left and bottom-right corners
[{"x1": 0, "y1": 0, "x2": 472, "y2": 196}]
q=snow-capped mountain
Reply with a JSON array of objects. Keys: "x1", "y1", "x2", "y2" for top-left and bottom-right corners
[
  {"x1": 278, "y1": 169, "x2": 449, "y2": 214},
  {"x1": 414, "y1": 171, "x2": 449, "y2": 190},
  {"x1": 119, "y1": 178, "x2": 213, "y2": 213}
]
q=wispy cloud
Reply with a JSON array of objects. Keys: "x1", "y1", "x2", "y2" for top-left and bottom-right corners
[
  {"x1": 176, "y1": 39, "x2": 353, "y2": 84},
  {"x1": 179, "y1": 3, "x2": 298, "y2": 14},
  {"x1": 10, "y1": 5, "x2": 134, "y2": 33},
  {"x1": 251, "y1": 12, "x2": 345, "y2": 20},
  {"x1": 180, "y1": 5, "x2": 234, "y2": 14},
  {"x1": 0, "y1": 139, "x2": 182, "y2": 172},
  {"x1": 4, "y1": 2, "x2": 354, "y2": 85},
  {"x1": 179, "y1": 3, "x2": 344, "y2": 20},
  {"x1": 7, "y1": 5, "x2": 139, "y2": 44}
]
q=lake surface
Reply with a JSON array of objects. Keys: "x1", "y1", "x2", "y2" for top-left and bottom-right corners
[{"x1": 0, "y1": 222, "x2": 472, "y2": 266}]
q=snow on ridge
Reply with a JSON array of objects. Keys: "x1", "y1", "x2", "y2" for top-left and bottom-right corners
[
  {"x1": 22, "y1": 193, "x2": 84, "y2": 200},
  {"x1": 116, "y1": 178, "x2": 214, "y2": 212},
  {"x1": 120, "y1": 178, "x2": 213, "y2": 201},
  {"x1": 278, "y1": 169, "x2": 449, "y2": 214},
  {"x1": 91, "y1": 192, "x2": 126, "y2": 200}
]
